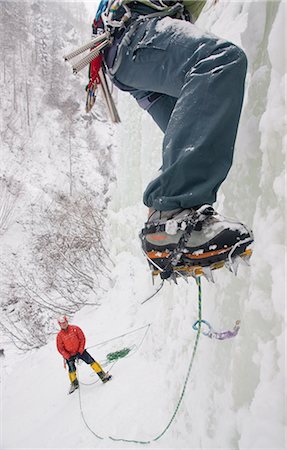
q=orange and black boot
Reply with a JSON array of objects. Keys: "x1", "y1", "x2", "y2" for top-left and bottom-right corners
[{"x1": 140, "y1": 205, "x2": 253, "y2": 281}]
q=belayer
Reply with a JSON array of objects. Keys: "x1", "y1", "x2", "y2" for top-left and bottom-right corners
[
  {"x1": 56, "y1": 316, "x2": 112, "y2": 394},
  {"x1": 85, "y1": 0, "x2": 254, "y2": 279}
]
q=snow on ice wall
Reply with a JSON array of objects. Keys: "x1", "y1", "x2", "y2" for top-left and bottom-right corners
[{"x1": 110, "y1": 1, "x2": 285, "y2": 448}]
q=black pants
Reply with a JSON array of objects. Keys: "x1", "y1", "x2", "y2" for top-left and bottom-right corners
[{"x1": 66, "y1": 350, "x2": 95, "y2": 373}]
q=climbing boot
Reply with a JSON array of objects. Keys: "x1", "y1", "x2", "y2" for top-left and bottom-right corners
[
  {"x1": 97, "y1": 371, "x2": 112, "y2": 383},
  {"x1": 68, "y1": 378, "x2": 79, "y2": 394},
  {"x1": 90, "y1": 361, "x2": 112, "y2": 383},
  {"x1": 140, "y1": 205, "x2": 253, "y2": 279},
  {"x1": 68, "y1": 371, "x2": 79, "y2": 394}
]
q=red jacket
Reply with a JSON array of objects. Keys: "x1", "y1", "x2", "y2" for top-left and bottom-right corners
[{"x1": 56, "y1": 325, "x2": 86, "y2": 360}]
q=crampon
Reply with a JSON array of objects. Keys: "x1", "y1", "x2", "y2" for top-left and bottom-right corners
[{"x1": 139, "y1": 205, "x2": 253, "y2": 282}]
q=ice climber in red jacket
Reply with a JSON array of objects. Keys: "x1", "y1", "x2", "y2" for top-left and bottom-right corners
[{"x1": 56, "y1": 316, "x2": 112, "y2": 394}]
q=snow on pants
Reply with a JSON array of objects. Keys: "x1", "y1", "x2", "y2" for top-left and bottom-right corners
[
  {"x1": 66, "y1": 349, "x2": 95, "y2": 373},
  {"x1": 110, "y1": 16, "x2": 247, "y2": 211}
]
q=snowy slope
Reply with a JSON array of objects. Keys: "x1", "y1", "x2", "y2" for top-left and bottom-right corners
[
  {"x1": 1, "y1": 1, "x2": 285, "y2": 449},
  {"x1": 0, "y1": 1, "x2": 115, "y2": 347}
]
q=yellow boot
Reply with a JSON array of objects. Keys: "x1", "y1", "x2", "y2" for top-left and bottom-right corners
[
  {"x1": 90, "y1": 362, "x2": 112, "y2": 383},
  {"x1": 68, "y1": 371, "x2": 79, "y2": 394}
]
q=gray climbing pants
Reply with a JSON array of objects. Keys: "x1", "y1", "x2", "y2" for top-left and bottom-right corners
[{"x1": 109, "y1": 17, "x2": 247, "y2": 211}]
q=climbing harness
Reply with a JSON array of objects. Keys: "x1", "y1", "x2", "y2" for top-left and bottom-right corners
[{"x1": 76, "y1": 277, "x2": 203, "y2": 444}]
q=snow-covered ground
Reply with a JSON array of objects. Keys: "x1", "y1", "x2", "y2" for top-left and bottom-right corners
[{"x1": 1, "y1": 1, "x2": 285, "y2": 449}]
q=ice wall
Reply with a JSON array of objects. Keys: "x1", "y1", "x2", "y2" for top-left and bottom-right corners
[{"x1": 110, "y1": 1, "x2": 285, "y2": 448}]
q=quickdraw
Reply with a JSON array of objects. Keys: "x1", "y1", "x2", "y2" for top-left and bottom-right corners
[{"x1": 192, "y1": 319, "x2": 241, "y2": 340}]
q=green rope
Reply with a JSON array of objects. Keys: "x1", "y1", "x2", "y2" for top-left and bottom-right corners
[
  {"x1": 106, "y1": 347, "x2": 131, "y2": 361},
  {"x1": 109, "y1": 277, "x2": 202, "y2": 444}
]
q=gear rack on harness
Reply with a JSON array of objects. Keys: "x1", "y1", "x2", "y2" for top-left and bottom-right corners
[{"x1": 63, "y1": 1, "x2": 207, "y2": 121}]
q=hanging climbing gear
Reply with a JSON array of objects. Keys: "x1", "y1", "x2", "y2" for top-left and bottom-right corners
[
  {"x1": 192, "y1": 319, "x2": 241, "y2": 340},
  {"x1": 63, "y1": 28, "x2": 120, "y2": 122},
  {"x1": 63, "y1": 0, "x2": 210, "y2": 120},
  {"x1": 64, "y1": 32, "x2": 111, "y2": 67}
]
